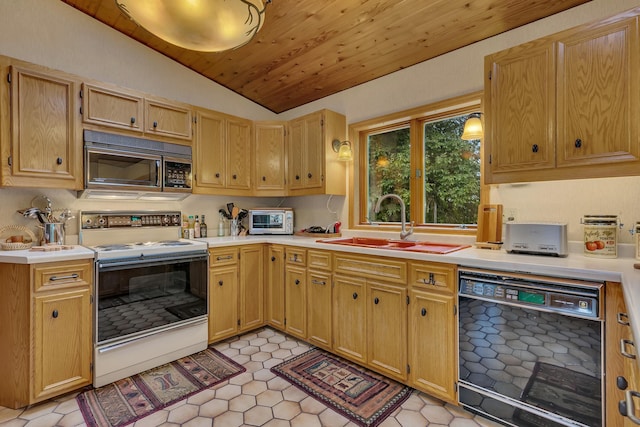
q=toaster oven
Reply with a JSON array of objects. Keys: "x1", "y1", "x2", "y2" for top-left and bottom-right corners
[{"x1": 248, "y1": 208, "x2": 294, "y2": 235}]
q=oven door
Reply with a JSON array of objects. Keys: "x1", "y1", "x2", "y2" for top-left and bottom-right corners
[
  {"x1": 458, "y1": 293, "x2": 603, "y2": 427},
  {"x1": 86, "y1": 146, "x2": 162, "y2": 191},
  {"x1": 95, "y1": 251, "x2": 208, "y2": 346}
]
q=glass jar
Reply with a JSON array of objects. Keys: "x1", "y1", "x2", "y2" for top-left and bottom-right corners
[{"x1": 582, "y1": 215, "x2": 618, "y2": 258}]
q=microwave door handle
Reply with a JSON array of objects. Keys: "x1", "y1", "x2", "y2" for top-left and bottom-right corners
[{"x1": 156, "y1": 159, "x2": 162, "y2": 188}]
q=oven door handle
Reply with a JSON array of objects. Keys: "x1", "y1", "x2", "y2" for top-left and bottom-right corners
[{"x1": 98, "y1": 252, "x2": 207, "y2": 269}]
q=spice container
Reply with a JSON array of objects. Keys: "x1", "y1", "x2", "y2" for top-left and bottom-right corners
[{"x1": 582, "y1": 215, "x2": 618, "y2": 258}]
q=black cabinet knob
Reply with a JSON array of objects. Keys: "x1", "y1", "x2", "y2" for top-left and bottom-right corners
[
  {"x1": 619, "y1": 399, "x2": 628, "y2": 416},
  {"x1": 421, "y1": 308, "x2": 427, "y2": 316},
  {"x1": 56, "y1": 157, "x2": 63, "y2": 165},
  {"x1": 153, "y1": 121, "x2": 158, "y2": 128},
  {"x1": 218, "y1": 280, "x2": 223, "y2": 286},
  {"x1": 295, "y1": 175, "x2": 300, "y2": 180},
  {"x1": 374, "y1": 297, "x2": 379, "y2": 305},
  {"x1": 215, "y1": 173, "x2": 220, "y2": 178},
  {"x1": 271, "y1": 256, "x2": 276, "y2": 262},
  {"x1": 575, "y1": 138, "x2": 582, "y2": 148},
  {"x1": 617, "y1": 376, "x2": 629, "y2": 390},
  {"x1": 308, "y1": 173, "x2": 312, "y2": 178},
  {"x1": 52, "y1": 309, "x2": 59, "y2": 318},
  {"x1": 353, "y1": 292, "x2": 358, "y2": 300},
  {"x1": 130, "y1": 117, "x2": 136, "y2": 124},
  {"x1": 295, "y1": 279, "x2": 300, "y2": 285},
  {"x1": 262, "y1": 176, "x2": 266, "y2": 181},
  {"x1": 232, "y1": 174, "x2": 237, "y2": 180},
  {"x1": 532, "y1": 144, "x2": 539, "y2": 153}
]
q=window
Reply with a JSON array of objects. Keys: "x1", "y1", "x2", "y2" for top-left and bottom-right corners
[{"x1": 353, "y1": 92, "x2": 485, "y2": 234}]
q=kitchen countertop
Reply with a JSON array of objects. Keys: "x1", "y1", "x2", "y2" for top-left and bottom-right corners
[{"x1": 0, "y1": 245, "x2": 95, "y2": 263}]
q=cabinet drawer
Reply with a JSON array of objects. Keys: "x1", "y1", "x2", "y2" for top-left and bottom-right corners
[
  {"x1": 333, "y1": 254, "x2": 406, "y2": 284},
  {"x1": 286, "y1": 247, "x2": 306, "y2": 266},
  {"x1": 308, "y1": 250, "x2": 331, "y2": 271},
  {"x1": 33, "y1": 260, "x2": 92, "y2": 292},
  {"x1": 409, "y1": 261, "x2": 456, "y2": 293},
  {"x1": 209, "y1": 247, "x2": 239, "y2": 266}
]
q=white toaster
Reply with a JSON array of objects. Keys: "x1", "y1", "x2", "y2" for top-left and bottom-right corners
[{"x1": 504, "y1": 222, "x2": 568, "y2": 257}]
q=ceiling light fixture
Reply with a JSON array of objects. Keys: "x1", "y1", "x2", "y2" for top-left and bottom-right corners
[
  {"x1": 332, "y1": 140, "x2": 353, "y2": 162},
  {"x1": 115, "y1": 0, "x2": 271, "y2": 52},
  {"x1": 461, "y1": 113, "x2": 483, "y2": 140}
]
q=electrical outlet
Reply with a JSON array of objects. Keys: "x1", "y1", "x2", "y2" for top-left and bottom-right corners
[{"x1": 505, "y1": 208, "x2": 517, "y2": 222}]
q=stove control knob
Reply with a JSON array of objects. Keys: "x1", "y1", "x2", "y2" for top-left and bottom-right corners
[{"x1": 97, "y1": 217, "x2": 106, "y2": 227}]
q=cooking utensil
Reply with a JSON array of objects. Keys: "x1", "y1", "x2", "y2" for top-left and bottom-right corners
[
  {"x1": 20, "y1": 207, "x2": 48, "y2": 224},
  {"x1": 31, "y1": 195, "x2": 53, "y2": 222},
  {"x1": 219, "y1": 209, "x2": 231, "y2": 220},
  {"x1": 231, "y1": 206, "x2": 239, "y2": 219},
  {"x1": 226, "y1": 203, "x2": 235, "y2": 217}
]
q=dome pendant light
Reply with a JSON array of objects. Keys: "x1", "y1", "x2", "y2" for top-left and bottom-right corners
[
  {"x1": 115, "y1": 0, "x2": 271, "y2": 52},
  {"x1": 461, "y1": 113, "x2": 483, "y2": 140}
]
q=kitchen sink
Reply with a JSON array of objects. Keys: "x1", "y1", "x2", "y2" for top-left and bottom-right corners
[{"x1": 317, "y1": 237, "x2": 470, "y2": 254}]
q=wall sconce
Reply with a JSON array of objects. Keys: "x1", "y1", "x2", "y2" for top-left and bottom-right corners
[
  {"x1": 115, "y1": 0, "x2": 271, "y2": 52},
  {"x1": 332, "y1": 140, "x2": 353, "y2": 161},
  {"x1": 461, "y1": 113, "x2": 483, "y2": 140}
]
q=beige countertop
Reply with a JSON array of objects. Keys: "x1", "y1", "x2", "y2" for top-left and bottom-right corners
[{"x1": 0, "y1": 245, "x2": 95, "y2": 264}]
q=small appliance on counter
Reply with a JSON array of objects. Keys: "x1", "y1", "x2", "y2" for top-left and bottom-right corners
[
  {"x1": 248, "y1": 208, "x2": 293, "y2": 235},
  {"x1": 504, "y1": 222, "x2": 568, "y2": 257}
]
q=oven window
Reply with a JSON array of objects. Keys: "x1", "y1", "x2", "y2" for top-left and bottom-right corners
[
  {"x1": 96, "y1": 256, "x2": 207, "y2": 344},
  {"x1": 254, "y1": 214, "x2": 283, "y2": 229}
]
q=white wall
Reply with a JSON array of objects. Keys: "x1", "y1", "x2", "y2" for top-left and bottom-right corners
[{"x1": 0, "y1": 0, "x2": 639, "y2": 243}]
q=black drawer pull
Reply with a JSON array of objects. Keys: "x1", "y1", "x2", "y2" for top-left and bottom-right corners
[
  {"x1": 52, "y1": 310, "x2": 59, "y2": 318},
  {"x1": 50, "y1": 273, "x2": 79, "y2": 281},
  {"x1": 216, "y1": 255, "x2": 233, "y2": 261},
  {"x1": 130, "y1": 117, "x2": 136, "y2": 124},
  {"x1": 618, "y1": 312, "x2": 630, "y2": 326},
  {"x1": 311, "y1": 279, "x2": 326, "y2": 285},
  {"x1": 153, "y1": 121, "x2": 158, "y2": 128}
]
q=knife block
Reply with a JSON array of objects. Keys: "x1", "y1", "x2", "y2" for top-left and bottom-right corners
[{"x1": 476, "y1": 204, "x2": 503, "y2": 249}]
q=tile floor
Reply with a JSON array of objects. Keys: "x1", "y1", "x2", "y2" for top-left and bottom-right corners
[{"x1": 0, "y1": 328, "x2": 500, "y2": 427}]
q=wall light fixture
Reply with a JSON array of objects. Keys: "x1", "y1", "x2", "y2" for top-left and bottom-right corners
[
  {"x1": 332, "y1": 140, "x2": 353, "y2": 161},
  {"x1": 461, "y1": 113, "x2": 483, "y2": 140}
]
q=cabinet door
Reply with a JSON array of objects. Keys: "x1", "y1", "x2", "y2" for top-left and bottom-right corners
[
  {"x1": 485, "y1": 42, "x2": 555, "y2": 176},
  {"x1": 194, "y1": 109, "x2": 226, "y2": 191},
  {"x1": 239, "y1": 245, "x2": 264, "y2": 332},
  {"x1": 332, "y1": 275, "x2": 366, "y2": 364},
  {"x1": 144, "y1": 99, "x2": 192, "y2": 141},
  {"x1": 409, "y1": 290, "x2": 457, "y2": 403},
  {"x1": 266, "y1": 245, "x2": 285, "y2": 329},
  {"x1": 8, "y1": 65, "x2": 81, "y2": 189},
  {"x1": 367, "y1": 281, "x2": 407, "y2": 381},
  {"x1": 82, "y1": 83, "x2": 143, "y2": 132},
  {"x1": 33, "y1": 288, "x2": 91, "y2": 401},
  {"x1": 287, "y1": 118, "x2": 305, "y2": 191},
  {"x1": 557, "y1": 17, "x2": 639, "y2": 167},
  {"x1": 303, "y1": 112, "x2": 324, "y2": 189},
  {"x1": 285, "y1": 265, "x2": 306, "y2": 339},
  {"x1": 307, "y1": 270, "x2": 332, "y2": 350},
  {"x1": 254, "y1": 122, "x2": 286, "y2": 194},
  {"x1": 209, "y1": 265, "x2": 239, "y2": 342},
  {"x1": 226, "y1": 117, "x2": 252, "y2": 191}
]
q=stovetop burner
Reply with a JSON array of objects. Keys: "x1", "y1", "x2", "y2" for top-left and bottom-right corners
[{"x1": 94, "y1": 244, "x2": 134, "y2": 251}]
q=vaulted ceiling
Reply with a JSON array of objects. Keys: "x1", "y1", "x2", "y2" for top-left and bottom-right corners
[{"x1": 61, "y1": 0, "x2": 590, "y2": 113}]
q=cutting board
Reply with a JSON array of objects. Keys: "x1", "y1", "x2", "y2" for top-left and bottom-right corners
[{"x1": 476, "y1": 204, "x2": 503, "y2": 248}]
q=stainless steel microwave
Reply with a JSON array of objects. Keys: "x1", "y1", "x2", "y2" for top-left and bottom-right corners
[
  {"x1": 81, "y1": 130, "x2": 192, "y2": 199},
  {"x1": 249, "y1": 208, "x2": 294, "y2": 235}
]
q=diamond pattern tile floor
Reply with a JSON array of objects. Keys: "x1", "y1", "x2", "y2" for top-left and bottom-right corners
[{"x1": 0, "y1": 328, "x2": 500, "y2": 427}]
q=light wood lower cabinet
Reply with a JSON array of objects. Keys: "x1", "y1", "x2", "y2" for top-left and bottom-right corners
[
  {"x1": 0, "y1": 260, "x2": 92, "y2": 409},
  {"x1": 333, "y1": 274, "x2": 368, "y2": 365},
  {"x1": 265, "y1": 245, "x2": 285, "y2": 329},
  {"x1": 307, "y1": 251, "x2": 332, "y2": 350},
  {"x1": 285, "y1": 265, "x2": 307, "y2": 340},
  {"x1": 208, "y1": 245, "x2": 264, "y2": 343}
]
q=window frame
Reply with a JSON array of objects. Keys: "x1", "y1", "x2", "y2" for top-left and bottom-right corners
[{"x1": 348, "y1": 91, "x2": 487, "y2": 236}]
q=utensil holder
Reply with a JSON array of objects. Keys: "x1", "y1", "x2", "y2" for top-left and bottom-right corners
[
  {"x1": 41, "y1": 223, "x2": 65, "y2": 245},
  {"x1": 230, "y1": 219, "x2": 239, "y2": 236}
]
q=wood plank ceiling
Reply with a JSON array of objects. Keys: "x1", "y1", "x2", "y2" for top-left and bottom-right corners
[{"x1": 61, "y1": 0, "x2": 591, "y2": 113}]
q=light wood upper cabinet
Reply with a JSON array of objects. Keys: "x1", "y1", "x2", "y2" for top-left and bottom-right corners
[
  {"x1": 485, "y1": 12, "x2": 640, "y2": 184},
  {"x1": 2, "y1": 63, "x2": 82, "y2": 189},
  {"x1": 193, "y1": 108, "x2": 251, "y2": 195},
  {"x1": 81, "y1": 83, "x2": 143, "y2": 132},
  {"x1": 556, "y1": 17, "x2": 639, "y2": 167},
  {"x1": 144, "y1": 98, "x2": 193, "y2": 141},
  {"x1": 253, "y1": 121, "x2": 286, "y2": 196},
  {"x1": 287, "y1": 109, "x2": 346, "y2": 196}
]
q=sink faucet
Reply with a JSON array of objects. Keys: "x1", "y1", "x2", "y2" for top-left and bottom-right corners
[{"x1": 373, "y1": 194, "x2": 414, "y2": 240}]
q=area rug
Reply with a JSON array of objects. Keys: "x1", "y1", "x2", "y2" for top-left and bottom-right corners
[
  {"x1": 271, "y1": 348, "x2": 412, "y2": 427},
  {"x1": 76, "y1": 347, "x2": 245, "y2": 427},
  {"x1": 513, "y1": 362, "x2": 602, "y2": 427}
]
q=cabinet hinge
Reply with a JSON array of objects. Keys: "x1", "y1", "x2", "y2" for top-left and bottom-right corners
[
  {"x1": 7, "y1": 155, "x2": 12, "y2": 166},
  {"x1": 79, "y1": 106, "x2": 83, "y2": 115},
  {"x1": 415, "y1": 169, "x2": 422, "y2": 178},
  {"x1": 237, "y1": 319, "x2": 240, "y2": 326},
  {"x1": 79, "y1": 89, "x2": 83, "y2": 99},
  {"x1": 454, "y1": 305, "x2": 457, "y2": 316},
  {"x1": 6, "y1": 72, "x2": 11, "y2": 84},
  {"x1": 284, "y1": 318, "x2": 287, "y2": 325},
  {"x1": 406, "y1": 295, "x2": 409, "y2": 305},
  {"x1": 193, "y1": 115, "x2": 197, "y2": 124},
  {"x1": 489, "y1": 154, "x2": 492, "y2": 165},
  {"x1": 320, "y1": 119, "x2": 324, "y2": 127},
  {"x1": 488, "y1": 70, "x2": 492, "y2": 80},
  {"x1": 407, "y1": 364, "x2": 410, "y2": 374},
  {"x1": 90, "y1": 362, "x2": 94, "y2": 372},
  {"x1": 90, "y1": 295, "x2": 94, "y2": 304},
  {"x1": 454, "y1": 382, "x2": 458, "y2": 392}
]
